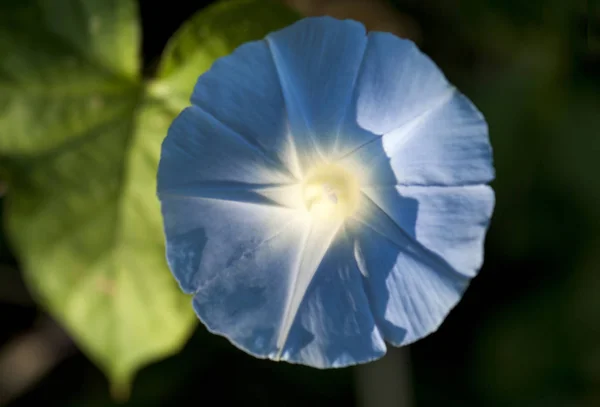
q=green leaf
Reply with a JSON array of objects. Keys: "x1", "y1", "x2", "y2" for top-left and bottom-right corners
[
  {"x1": 5, "y1": 95, "x2": 196, "y2": 397},
  {"x1": 0, "y1": 0, "x2": 139, "y2": 155},
  {"x1": 0, "y1": 0, "x2": 299, "y2": 397}
]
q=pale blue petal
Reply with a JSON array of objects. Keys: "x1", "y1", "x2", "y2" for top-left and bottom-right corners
[
  {"x1": 384, "y1": 92, "x2": 493, "y2": 186},
  {"x1": 160, "y1": 196, "x2": 299, "y2": 295},
  {"x1": 362, "y1": 185, "x2": 495, "y2": 277},
  {"x1": 350, "y1": 194, "x2": 473, "y2": 345},
  {"x1": 354, "y1": 223, "x2": 468, "y2": 345},
  {"x1": 190, "y1": 40, "x2": 302, "y2": 178},
  {"x1": 342, "y1": 91, "x2": 494, "y2": 186},
  {"x1": 339, "y1": 31, "x2": 493, "y2": 187},
  {"x1": 338, "y1": 31, "x2": 450, "y2": 154},
  {"x1": 357, "y1": 32, "x2": 452, "y2": 134},
  {"x1": 267, "y1": 17, "x2": 368, "y2": 160},
  {"x1": 280, "y1": 228, "x2": 387, "y2": 367},
  {"x1": 164, "y1": 191, "x2": 387, "y2": 364},
  {"x1": 189, "y1": 209, "x2": 308, "y2": 358},
  {"x1": 157, "y1": 106, "x2": 295, "y2": 197}
]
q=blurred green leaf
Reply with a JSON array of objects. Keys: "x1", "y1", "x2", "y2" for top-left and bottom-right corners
[
  {"x1": 0, "y1": 0, "x2": 139, "y2": 155},
  {"x1": 0, "y1": 0, "x2": 299, "y2": 397}
]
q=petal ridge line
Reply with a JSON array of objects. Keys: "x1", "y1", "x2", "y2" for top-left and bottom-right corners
[
  {"x1": 336, "y1": 86, "x2": 457, "y2": 162},
  {"x1": 332, "y1": 28, "x2": 369, "y2": 154},
  {"x1": 265, "y1": 37, "x2": 326, "y2": 163},
  {"x1": 192, "y1": 218, "x2": 301, "y2": 295},
  {"x1": 158, "y1": 193, "x2": 299, "y2": 211},
  {"x1": 340, "y1": 222, "x2": 388, "y2": 351},
  {"x1": 275, "y1": 218, "x2": 343, "y2": 359},
  {"x1": 352, "y1": 191, "x2": 470, "y2": 280},
  {"x1": 187, "y1": 105, "x2": 298, "y2": 181}
]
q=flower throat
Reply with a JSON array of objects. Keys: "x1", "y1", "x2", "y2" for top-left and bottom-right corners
[{"x1": 301, "y1": 163, "x2": 360, "y2": 220}]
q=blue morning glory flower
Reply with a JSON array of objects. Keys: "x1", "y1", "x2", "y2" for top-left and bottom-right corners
[{"x1": 157, "y1": 16, "x2": 495, "y2": 368}]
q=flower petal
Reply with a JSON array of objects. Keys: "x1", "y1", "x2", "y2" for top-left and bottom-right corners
[
  {"x1": 160, "y1": 196, "x2": 299, "y2": 295},
  {"x1": 340, "y1": 32, "x2": 450, "y2": 145},
  {"x1": 267, "y1": 17, "x2": 368, "y2": 161},
  {"x1": 350, "y1": 195, "x2": 472, "y2": 344},
  {"x1": 190, "y1": 40, "x2": 302, "y2": 178},
  {"x1": 362, "y1": 185, "x2": 495, "y2": 277},
  {"x1": 342, "y1": 91, "x2": 494, "y2": 186},
  {"x1": 189, "y1": 209, "x2": 309, "y2": 359},
  {"x1": 157, "y1": 106, "x2": 296, "y2": 198},
  {"x1": 280, "y1": 228, "x2": 387, "y2": 367},
  {"x1": 276, "y1": 218, "x2": 344, "y2": 357},
  {"x1": 163, "y1": 192, "x2": 386, "y2": 365},
  {"x1": 384, "y1": 92, "x2": 493, "y2": 186}
]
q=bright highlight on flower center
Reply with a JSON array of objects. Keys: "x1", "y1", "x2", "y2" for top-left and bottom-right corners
[{"x1": 301, "y1": 163, "x2": 360, "y2": 219}]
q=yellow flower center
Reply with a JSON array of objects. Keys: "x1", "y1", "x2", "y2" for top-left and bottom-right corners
[{"x1": 301, "y1": 163, "x2": 360, "y2": 220}]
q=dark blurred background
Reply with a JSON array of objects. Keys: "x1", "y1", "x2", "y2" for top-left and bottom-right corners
[{"x1": 1, "y1": 0, "x2": 599, "y2": 405}]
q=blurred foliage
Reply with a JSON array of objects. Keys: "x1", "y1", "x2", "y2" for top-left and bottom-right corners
[
  {"x1": 0, "y1": 0, "x2": 298, "y2": 396},
  {"x1": 0, "y1": 0, "x2": 599, "y2": 406}
]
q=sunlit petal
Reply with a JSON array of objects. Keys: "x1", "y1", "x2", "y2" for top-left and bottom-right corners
[
  {"x1": 267, "y1": 17, "x2": 368, "y2": 161},
  {"x1": 280, "y1": 227, "x2": 387, "y2": 367},
  {"x1": 350, "y1": 195, "x2": 470, "y2": 344},
  {"x1": 342, "y1": 92, "x2": 494, "y2": 187},
  {"x1": 191, "y1": 40, "x2": 302, "y2": 178}
]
